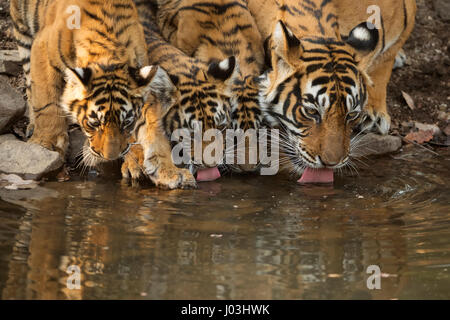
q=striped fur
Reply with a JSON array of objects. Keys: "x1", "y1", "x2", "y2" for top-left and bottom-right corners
[
  {"x1": 11, "y1": 0, "x2": 197, "y2": 189},
  {"x1": 133, "y1": 1, "x2": 239, "y2": 173},
  {"x1": 10, "y1": 0, "x2": 151, "y2": 160},
  {"x1": 248, "y1": 0, "x2": 417, "y2": 135},
  {"x1": 154, "y1": 0, "x2": 266, "y2": 172},
  {"x1": 246, "y1": 0, "x2": 415, "y2": 176}
]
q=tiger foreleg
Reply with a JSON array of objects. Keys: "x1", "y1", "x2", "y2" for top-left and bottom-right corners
[
  {"x1": 359, "y1": 57, "x2": 395, "y2": 135},
  {"x1": 27, "y1": 35, "x2": 68, "y2": 156},
  {"x1": 122, "y1": 103, "x2": 197, "y2": 189}
]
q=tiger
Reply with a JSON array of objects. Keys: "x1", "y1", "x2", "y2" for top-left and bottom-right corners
[
  {"x1": 10, "y1": 0, "x2": 196, "y2": 189},
  {"x1": 244, "y1": 0, "x2": 416, "y2": 182},
  {"x1": 152, "y1": 0, "x2": 267, "y2": 173},
  {"x1": 121, "y1": 1, "x2": 240, "y2": 181}
]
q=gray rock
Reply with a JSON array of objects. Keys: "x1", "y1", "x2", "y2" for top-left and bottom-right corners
[
  {"x1": 414, "y1": 122, "x2": 441, "y2": 136},
  {"x1": 68, "y1": 128, "x2": 86, "y2": 165},
  {"x1": 434, "y1": 0, "x2": 450, "y2": 21},
  {"x1": 0, "y1": 50, "x2": 23, "y2": 76},
  {"x1": 0, "y1": 134, "x2": 64, "y2": 180},
  {"x1": 353, "y1": 133, "x2": 402, "y2": 157},
  {"x1": 0, "y1": 76, "x2": 26, "y2": 134}
]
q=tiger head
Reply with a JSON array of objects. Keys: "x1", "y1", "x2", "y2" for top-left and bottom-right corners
[
  {"x1": 260, "y1": 21, "x2": 378, "y2": 174},
  {"x1": 161, "y1": 56, "x2": 239, "y2": 173},
  {"x1": 61, "y1": 62, "x2": 162, "y2": 163},
  {"x1": 228, "y1": 75, "x2": 264, "y2": 173}
]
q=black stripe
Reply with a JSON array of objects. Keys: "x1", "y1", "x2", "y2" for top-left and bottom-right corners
[
  {"x1": 16, "y1": 39, "x2": 32, "y2": 49},
  {"x1": 33, "y1": 102, "x2": 55, "y2": 113},
  {"x1": 380, "y1": 14, "x2": 385, "y2": 52},
  {"x1": 83, "y1": 8, "x2": 103, "y2": 23},
  {"x1": 402, "y1": 0, "x2": 408, "y2": 34},
  {"x1": 33, "y1": 0, "x2": 41, "y2": 34}
]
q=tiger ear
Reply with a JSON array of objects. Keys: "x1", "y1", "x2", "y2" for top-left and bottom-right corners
[
  {"x1": 272, "y1": 21, "x2": 303, "y2": 67},
  {"x1": 207, "y1": 56, "x2": 239, "y2": 81},
  {"x1": 64, "y1": 67, "x2": 93, "y2": 100},
  {"x1": 345, "y1": 22, "x2": 379, "y2": 71},
  {"x1": 68, "y1": 67, "x2": 93, "y2": 86},
  {"x1": 130, "y1": 65, "x2": 158, "y2": 93},
  {"x1": 132, "y1": 65, "x2": 179, "y2": 111}
]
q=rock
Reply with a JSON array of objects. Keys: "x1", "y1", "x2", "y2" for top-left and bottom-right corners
[
  {"x1": 68, "y1": 128, "x2": 86, "y2": 165},
  {"x1": 0, "y1": 173, "x2": 39, "y2": 190},
  {"x1": 437, "y1": 111, "x2": 450, "y2": 121},
  {"x1": 0, "y1": 76, "x2": 26, "y2": 134},
  {"x1": 414, "y1": 122, "x2": 441, "y2": 136},
  {"x1": 444, "y1": 125, "x2": 450, "y2": 136},
  {"x1": 0, "y1": 134, "x2": 18, "y2": 143},
  {"x1": 0, "y1": 50, "x2": 23, "y2": 76},
  {"x1": 0, "y1": 134, "x2": 64, "y2": 180},
  {"x1": 433, "y1": 0, "x2": 450, "y2": 21},
  {"x1": 354, "y1": 133, "x2": 402, "y2": 157}
]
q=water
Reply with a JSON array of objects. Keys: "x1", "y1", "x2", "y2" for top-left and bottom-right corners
[{"x1": 0, "y1": 146, "x2": 449, "y2": 300}]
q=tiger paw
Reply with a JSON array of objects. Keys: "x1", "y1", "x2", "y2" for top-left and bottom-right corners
[
  {"x1": 121, "y1": 144, "x2": 145, "y2": 180},
  {"x1": 359, "y1": 106, "x2": 391, "y2": 135},
  {"x1": 144, "y1": 157, "x2": 197, "y2": 190},
  {"x1": 393, "y1": 49, "x2": 407, "y2": 70},
  {"x1": 28, "y1": 132, "x2": 69, "y2": 157}
]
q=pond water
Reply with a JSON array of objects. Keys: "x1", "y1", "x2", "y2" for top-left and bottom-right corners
[{"x1": 0, "y1": 147, "x2": 449, "y2": 300}]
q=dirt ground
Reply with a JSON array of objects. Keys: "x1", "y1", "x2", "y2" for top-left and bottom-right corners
[{"x1": 0, "y1": 0, "x2": 449, "y2": 143}]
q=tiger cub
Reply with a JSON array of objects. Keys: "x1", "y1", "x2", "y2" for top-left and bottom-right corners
[
  {"x1": 10, "y1": 0, "x2": 194, "y2": 189},
  {"x1": 244, "y1": 0, "x2": 415, "y2": 182},
  {"x1": 122, "y1": 1, "x2": 239, "y2": 181},
  {"x1": 151, "y1": 0, "x2": 266, "y2": 173}
]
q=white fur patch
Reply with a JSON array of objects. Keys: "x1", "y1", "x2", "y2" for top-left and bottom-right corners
[
  {"x1": 273, "y1": 22, "x2": 284, "y2": 46},
  {"x1": 219, "y1": 58, "x2": 229, "y2": 71},
  {"x1": 74, "y1": 67, "x2": 85, "y2": 79},
  {"x1": 140, "y1": 65, "x2": 154, "y2": 79},
  {"x1": 352, "y1": 27, "x2": 371, "y2": 41}
]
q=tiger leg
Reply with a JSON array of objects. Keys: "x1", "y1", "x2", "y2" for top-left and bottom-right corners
[
  {"x1": 393, "y1": 49, "x2": 407, "y2": 70},
  {"x1": 122, "y1": 102, "x2": 197, "y2": 189},
  {"x1": 121, "y1": 140, "x2": 146, "y2": 180},
  {"x1": 27, "y1": 33, "x2": 69, "y2": 156},
  {"x1": 359, "y1": 56, "x2": 395, "y2": 135}
]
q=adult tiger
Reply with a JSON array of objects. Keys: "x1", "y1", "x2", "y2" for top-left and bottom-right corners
[
  {"x1": 152, "y1": 0, "x2": 266, "y2": 173},
  {"x1": 122, "y1": 1, "x2": 239, "y2": 181},
  {"x1": 245, "y1": 0, "x2": 416, "y2": 182},
  {"x1": 10, "y1": 0, "x2": 195, "y2": 189}
]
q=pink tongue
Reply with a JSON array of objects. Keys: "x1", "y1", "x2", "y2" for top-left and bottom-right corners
[
  {"x1": 196, "y1": 167, "x2": 221, "y2": 182},
  {"x1": 298, "y1": 168, "x2": 334, "y2": 184}
]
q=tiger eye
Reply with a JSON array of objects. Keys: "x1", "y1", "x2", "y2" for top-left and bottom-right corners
[
  {"x1": 305, "y1": 108, "x2": 319, "y2": 116},
  {"x1": 347, "y1": 111, "x2": 359, "y2": 121}
]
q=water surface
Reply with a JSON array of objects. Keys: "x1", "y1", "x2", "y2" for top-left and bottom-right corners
[{"x1": 0, "y1": 147, "x2": 449, "y2": 299}]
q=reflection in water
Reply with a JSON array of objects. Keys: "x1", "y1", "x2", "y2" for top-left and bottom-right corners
[{"x1": 0, "y1": 147, "x2": 449, "y2": 299}]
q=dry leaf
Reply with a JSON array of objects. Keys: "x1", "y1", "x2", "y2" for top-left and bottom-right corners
[
  {"x1": 402, "y1": 91, "x2": 415, "y2": 110},
  {"x1": 404, "y1": 130, "x2": 433, "y2": 144}
]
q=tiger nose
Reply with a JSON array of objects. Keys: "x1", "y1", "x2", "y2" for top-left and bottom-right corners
[{"x1": 319, "y1": 155, "x2": 342, "y2": 167}]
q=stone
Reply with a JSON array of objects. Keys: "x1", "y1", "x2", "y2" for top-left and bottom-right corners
[
  {"x1": 444, "y1": 125, "x2": 450, "y2": 136},
  {"x1": 353, "y1": 133, "x2": 402, "y2": 157},
  {"x1": 0, "y1": 50, "x2": 23, "y2": 76},
  {"x1": 414, "y1": 122, "x2": 441, "y2": 136},
  {"x1": 0, "y1": 76, "x2": 26, "y2": 134},
  {"x1": 437, "y1": 111, "x2": 450, "y2": 121},
  {"x1": 0, "y1": 134, "x2": 64, "y2": 180},
  {"x1": 433, "y1": 0, "x2": 450, "y2": 21},
  {"x1": 68, "y1": 128, "x2": 86, "y2": 165}
]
